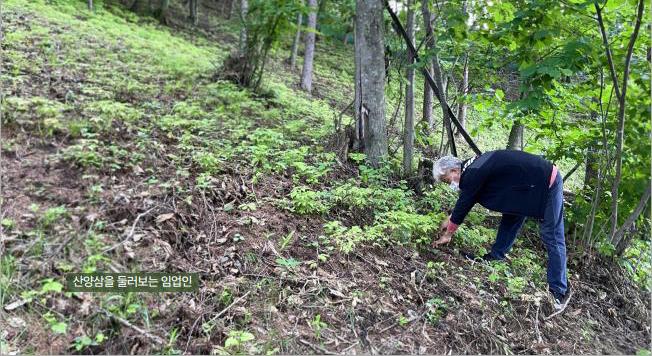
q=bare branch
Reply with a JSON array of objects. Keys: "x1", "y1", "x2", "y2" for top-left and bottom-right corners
[{"x1": 594, "y1": 1, "x2": 622, "y2": 101}]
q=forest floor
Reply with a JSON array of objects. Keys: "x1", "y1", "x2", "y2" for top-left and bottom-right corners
[{"x1": 1, "y1": 1, "x2": 650, "y2": 354}]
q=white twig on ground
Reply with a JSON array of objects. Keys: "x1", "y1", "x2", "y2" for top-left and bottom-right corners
[
  {"x1": 206, "y1": 290, "x2": 251, "y2": 325},
  {"x1": 98, "y1": 307, "x2": 165, "y2": 345},
  {"x1": 534, "y1": 305, "x2": 543, "y2": 343},
  {"x1": 299, "y1": 338, "x2": 336, "y2": 354},
  {"x1": 103, "y1": 206, "x2": 157, "y2": 253}
]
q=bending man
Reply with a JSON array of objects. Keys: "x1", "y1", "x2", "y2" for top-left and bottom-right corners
[{"x1": 431, "y1": 150, "x2": 570, "y2": 310}]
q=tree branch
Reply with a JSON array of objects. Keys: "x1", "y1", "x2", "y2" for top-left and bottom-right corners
[
  {"x1": 608, "y1": 0, "x2": 645, "y2": 240},
  {"x1": 594, "y1": 1, "x2": 622, "y2": 101},
  {"x1": 614, "y1": 183, "x2": 651, "y2": 254}
]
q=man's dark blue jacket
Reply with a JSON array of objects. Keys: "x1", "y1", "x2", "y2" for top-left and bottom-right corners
[{"x1": 450, "y1": 150, "x2": 554, "y2": 225}]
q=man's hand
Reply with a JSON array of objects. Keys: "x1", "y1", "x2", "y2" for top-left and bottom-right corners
[
  {"x1": 432, "y1": 230, "x2": 453, "y2": 247},
  {"x1": 433, "y1": 215, "x2": 455, "y2": 247},
  {"x1": 439, "y1": 215, "x2": 451, "y2": 232}
]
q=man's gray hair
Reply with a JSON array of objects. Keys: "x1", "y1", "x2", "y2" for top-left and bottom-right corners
[{"x1": 432, "y1": 155, "x2": 462, "y2": 182}]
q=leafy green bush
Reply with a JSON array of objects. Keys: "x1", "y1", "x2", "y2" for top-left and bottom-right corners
[
  {"x1": 85, "y1": 100, "x2": 143, "y2": 124},
  {"x1": 330, "y1": 180, "x2": 413, "y2": 213},
  {"x1": 425, "y1": 297, "x2": 448, "y2": 325},
  {"x1": 289, "y1": 186, "x2": 330, "y2": 215},
  {"x1": 323, "y1": 221, "x2": 367, "y2": 254},
  {"x1": 3, "y1": 96, "x2": 69, "y2": 136},
  {"x1": 621, "y1": 239, "x2": 652, "y2": 290},
  {"x1": 455, "y1": 226, "x2": 494, "y2": 255},
  {"x1": 331, "y1": 182, "x2": 374, "y2": 209},
  {"x1": 371, "y1": 210, "x2": 443, "y2": 245},
  {"x1": 192, "y1": 151, "x2": 221, "y2": 174},
  {"x1": 40, "y1": 206, "x2": 68, "y2": 229},
  {"x1": 224, "y1": 330, "x2": 256, "y2": 354}
]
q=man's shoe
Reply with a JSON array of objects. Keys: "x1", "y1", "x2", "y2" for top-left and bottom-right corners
[
  {"x1": 462, "y1": 251, "x2": 501, "y2": 262},
  {"x1": 481, "y1": 253, "x2": 501, "y2": 262},
  {"x1": 552, "y1": 288, "x2": 572, "y2": 312}
]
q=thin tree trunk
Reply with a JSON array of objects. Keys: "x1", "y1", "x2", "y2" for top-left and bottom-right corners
[
  {"x1": 88, "y1": 0, "x2": 93, "y2": 10},
  {"x1": 422, "y1": 65, "x2": 434, "y2": 129},
  {"x1": 355, "y1": 0, "x2": 387, "y2": 166},
  {"x1": 593, "y1": 0, "x2": 644, "y2": 242},
  {"x1": 614, "y1": 183, "x2": 651, "y2": 255},
  {"x1": 238, "y1": 0, "x2": 248, "y2": 56},
  {"x1": 402, "y1": 0, "x2": 415, "y2": 175},
  {"x1": 224, "y1": 0, "x2": 233, "y2": 19},
  {"x1": 420, "y1": 0, "x2": 433, "y2": 130},
  {"x1": 189, "y1": 0, "x2": 198, "y2": 25},
  {"x1": 506, "y1": 121, "x2": 523, "y2": 150},
  {"x1": 422, "y1": 1, "x2": 454, "y2": 155},
  {"x1": 130, "y1": 0, "x2": 148, "y2": 13},
  {"x1": 229, "y1": 0, "x2": 236, "y2": 19},
  {"x1": 301, "y1": 0, "x2": 317, "y2": 92},
  {"x1": 583, "y1": 165, "x2": 603, "y2": 244},
  {"x1": 193, "y1": 0, "x2": 199, "y2": 25},
  {"x1": 456, "y1": 53, "x2": 469, "y2": 132},
  {"x1": 584, "y1": 148, "x2": 599, "y2": 188},
  {"x1": 507, "y1": 89, "x2": 525, "y2": 150},
  {"x1": 159, "y1": 0, "x2": 170, "y2": 24},
  {"x1": 353, "y1": 21, "x2": 363, "y2": 150},
  {"x1": 594, "y1": 2, "x2": 622, "y2": 101},
  {"x1": 456, "y1": 0, "x2": 471, "y2": 133},
  {"x1": 315, "y1": 0, "x2": 328, "y2": 42},
  {"x1": 604, "y1": 0, "x2": 644, "y2": 241},
  {"x1": 289, "y1": 7, "x2": 303, "y2": 69},
  {"x1": 585, "y1": 79, "x2": 616, "y2": 246}
]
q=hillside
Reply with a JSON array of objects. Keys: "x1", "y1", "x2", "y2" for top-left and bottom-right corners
[{"x1": 0, "y1": 1, "x2": 650, "y2": 354}]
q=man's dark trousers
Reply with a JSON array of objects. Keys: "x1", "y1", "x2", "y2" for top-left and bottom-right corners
[{"x1": 488, "y1": 172, "x2": 568, "y2": 297}]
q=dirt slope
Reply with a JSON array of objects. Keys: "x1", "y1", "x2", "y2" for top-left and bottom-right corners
[{"x1": 0, "y1": 1, "x2": 649, "y2": 354}]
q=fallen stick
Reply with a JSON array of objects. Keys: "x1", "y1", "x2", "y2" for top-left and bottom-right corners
[
  {"x1": 98, "y1": 307, "x2": 165, "y2": 345},
  {"x1": 534, "y1": 305, "x2": 543, "y2": 343},
  {"x1": 299, "y1": 338, "x2": 336, "y2": 354},
  {"x1": 205, "y1": 291, "x2": 251, "y2": 325},
  {"x1": 341, "y1": 341, "x2": 359, "y2": 353},
  {"x1": 103, "y1": 207, "x2": 157, "y2": 253}
]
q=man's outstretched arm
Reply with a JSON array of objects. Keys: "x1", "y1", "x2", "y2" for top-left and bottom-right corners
[{"x1": 433, "y1": 166, "x2": 488, "y2": 246}]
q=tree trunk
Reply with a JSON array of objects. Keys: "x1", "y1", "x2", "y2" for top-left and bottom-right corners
[
  {"x1": 420, "y1": 0, "x2": 433, "y2": 129},
  {"x1": 456, "y1": 53, "x2": 469, "y2": 132},
  {"x1": 189, "y1": 0, "x2": 198, "y2": 25},
  {"x1": 402, "y1": 0, "x2": 415, "y2": 175},
  {"x1": 353, "y1": 23, "x2": 363, "y2": 151},
  {"x1": 614, "y1": 183, "x2": 651, "y2": 255},
  {"x1": 159, "y1": 0, "x2": 170, "y2": 24},
  {"x1": 422, "y1": 65, "x2": 434, "y2": 130},
  {"x1": 602, "y1": 0, "x2": 645, "y2": 241},
  {"x1": 584, "y1": 97, "x2": 599, "y2": 189},
  {"x1": 229, "y1": 0, "x2": 236, "y2": 19},
  {"x1": 224, "y1": 0, "x2": 233, "y2": 19},
  {"x1": 422, "y1": 0, "x2": 454, "y2": 155},
  {"x1": 238, "y1": 0, "x2": 248, "y2": 56},
  {"x1": 584, "y1": 146, "x2": 599, "y2": 189},
  {"x1": 301, "y1": 0, "x2": 318, "y2": 92},
  {"x1": 130, "y1": 0, "x2": 149, "y2": 14},
  {"x1": 582, "y1": 163, "x2": 604, "y2": 245},
  {"x1": 88, "y1": 0, "x2": 93, "y2": 10},
  {"x1": 355, "y1": 0, "x2": 387, "y2": 166},
  {"x1": 506, "y1": 121, "x2": 523, "y2": 150},
  {"x1": 315, "y1": 0, "x2": 328, "y2": 42},
  {"x1": 289, "y1": 7, "x2": 303, "y2": 69}
]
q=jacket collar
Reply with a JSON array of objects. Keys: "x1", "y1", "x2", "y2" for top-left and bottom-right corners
[{"x1": 461, "y1": 155, "x2": 478, "y2": 174}]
